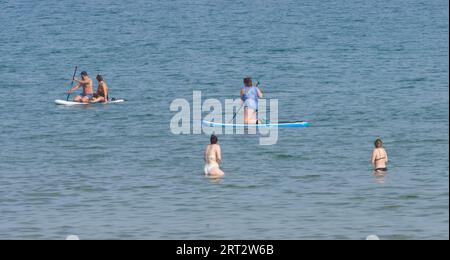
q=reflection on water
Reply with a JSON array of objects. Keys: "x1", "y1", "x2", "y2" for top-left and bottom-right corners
[
  {"x1": 374, "y1": 172, "x2": 387, "y2": 185},
  {"x1": 206, "y1": 175, "x2": 224, "y2": 184}
]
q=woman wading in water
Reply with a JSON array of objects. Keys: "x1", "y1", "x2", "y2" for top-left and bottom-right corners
[
  {"x1": 371, "y1": 138, "x2": 389, "y2": 174},
  {"x1": 204, "y1": 135, "x2": 225, "y2": 177}
]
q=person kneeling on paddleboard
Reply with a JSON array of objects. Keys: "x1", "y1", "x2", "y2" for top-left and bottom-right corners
[
  {"x1": 241, "y1": 77, "x2": 263, "y2": 124},
  {"x1": 90, "y1": 75, "x2": 109, "y2": 103},
  {"x1": 68, "y1": 71, "x2": 94, "y2": 103},
  {"x1": 204, "y1": 135, "x2": 225, "y2": 177}
]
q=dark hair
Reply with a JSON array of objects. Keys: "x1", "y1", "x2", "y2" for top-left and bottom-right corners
[
  {"x1": 244, "y1": 77, "x2": 253, "y2": 87},
  {"x1": 374, "y1": 139, "x2": 383, "y2": 148},
  {"x1": 81, "y1": 71, "x2": 88, "y2": 77},
  {"x1": 96, "y1": 75, "x2": 104, "y2": 81},
  {"x1": 210, "y1": 135, "x2": 218, "y2": 145}
]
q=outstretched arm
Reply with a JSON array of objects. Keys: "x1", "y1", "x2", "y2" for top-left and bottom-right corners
[
  {"x1": 68, "y1": 83, "x2": 80, "y2": 93},
  {"x1": 74, "y1": 78, "x2": 90, "y2": 85},
  {"x1": 257, "y1": 87, "x2": 263, "y2": 98}
]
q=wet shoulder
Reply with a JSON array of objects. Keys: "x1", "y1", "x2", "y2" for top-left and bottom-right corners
[
  {"x1": 209, "y1": 144, "x2": 220, "y2": 150},
  {"x1": 376, "y1": 148, "x2": 387, "y2": 155}
]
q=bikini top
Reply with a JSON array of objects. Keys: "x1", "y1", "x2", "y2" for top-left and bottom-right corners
[{"x1": 375, "y1": 149, "x2": 386, "y2": 161}]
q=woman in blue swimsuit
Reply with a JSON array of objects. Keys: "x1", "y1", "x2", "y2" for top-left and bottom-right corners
[{"x1": 240, "y1": 77, "x2": 263, "y2": 124}]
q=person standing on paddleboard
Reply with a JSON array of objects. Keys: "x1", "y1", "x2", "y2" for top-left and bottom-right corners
[
  {"x1": 371, "y1": 138, "x2": 389, "y2": 174},
  {"x1": 204, "y1": 135, "x2": 225, "y2": 177},
  {"x1": 90, "y1": 75, "x2": 109, "y2": 103},
  {"x1": 68, "y1": 71, "x2": 94, "y2": 103},
  {"x1": 241, "y1": 77, "x2": 263, "y2": 124}
]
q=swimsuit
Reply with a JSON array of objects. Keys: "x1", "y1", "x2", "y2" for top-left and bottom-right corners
[
  {"x1": 204, "y1": 162, "x2": 220, "y2": 175},
  {"x1": 80, "y1": 92, "x2": 94, "y2": 99},
  {"x1": 374, "y1": 149, "x2": 387, "y2": 172},
  {"x1": 204, "y1": 155, "x2": 219, "y2": 175},
  {"x1": 96, "y1": 84, "x2": 108, "y2": 100},
  {"x1": 242, "y1": 86, "x2": 260, "y2": 110}
]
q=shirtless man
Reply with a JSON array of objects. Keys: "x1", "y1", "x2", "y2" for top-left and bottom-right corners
[
  {"x1": 68, "y1": 71, "x2": 94, "y2": 103},
  {"x1": 204, "y1": 135, "x2": 225, "y2": 177},
  {"x1": 90, "y1": 75, "x2": 109, "y2": 103},
  {"x1": 371, "y1": 138, "x2": 389, "y2": 173}
]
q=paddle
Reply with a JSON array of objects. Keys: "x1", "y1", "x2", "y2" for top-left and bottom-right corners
[
  {"x1": 230, "y1": 103, "x2": 244, "y2": 123},
  {"x1": 229, "y1": 81, "x2": 260, "y2": 123},
  {"x1": 66, "y1": 66, "x2": 78, "y2": 101}
]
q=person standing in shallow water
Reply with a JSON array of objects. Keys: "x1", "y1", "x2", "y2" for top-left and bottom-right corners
[
  {"x1": 204, "y1": 135, "x2": 225, "y2": 177},
  {"x1": 371, "y1": 138, "x2": 389, "y2": 173}
]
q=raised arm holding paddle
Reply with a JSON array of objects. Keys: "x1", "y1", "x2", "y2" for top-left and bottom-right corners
[
  {"x1": 67, "y1": 71, "x2": 94, "y2": 103},
  {"x1": 66, "y1": 66, "x2": 77, "y2": 101}
]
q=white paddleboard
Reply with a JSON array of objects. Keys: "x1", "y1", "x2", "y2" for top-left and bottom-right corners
[{"x1": 55, "y1": 99, "x2": 125, "y2": 106}]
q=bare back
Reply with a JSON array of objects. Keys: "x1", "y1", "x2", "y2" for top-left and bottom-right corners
[
  {"x1": 372, "y1": 148, "x2": 388, "y2": 169},
  {"x1": 205, "y1": 144, "x2": 221, "y2": 164}
]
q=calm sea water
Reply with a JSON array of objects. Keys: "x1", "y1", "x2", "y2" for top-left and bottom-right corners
[{"x1": 0, "y1": 0, "x2": 448, "y2": 239}]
